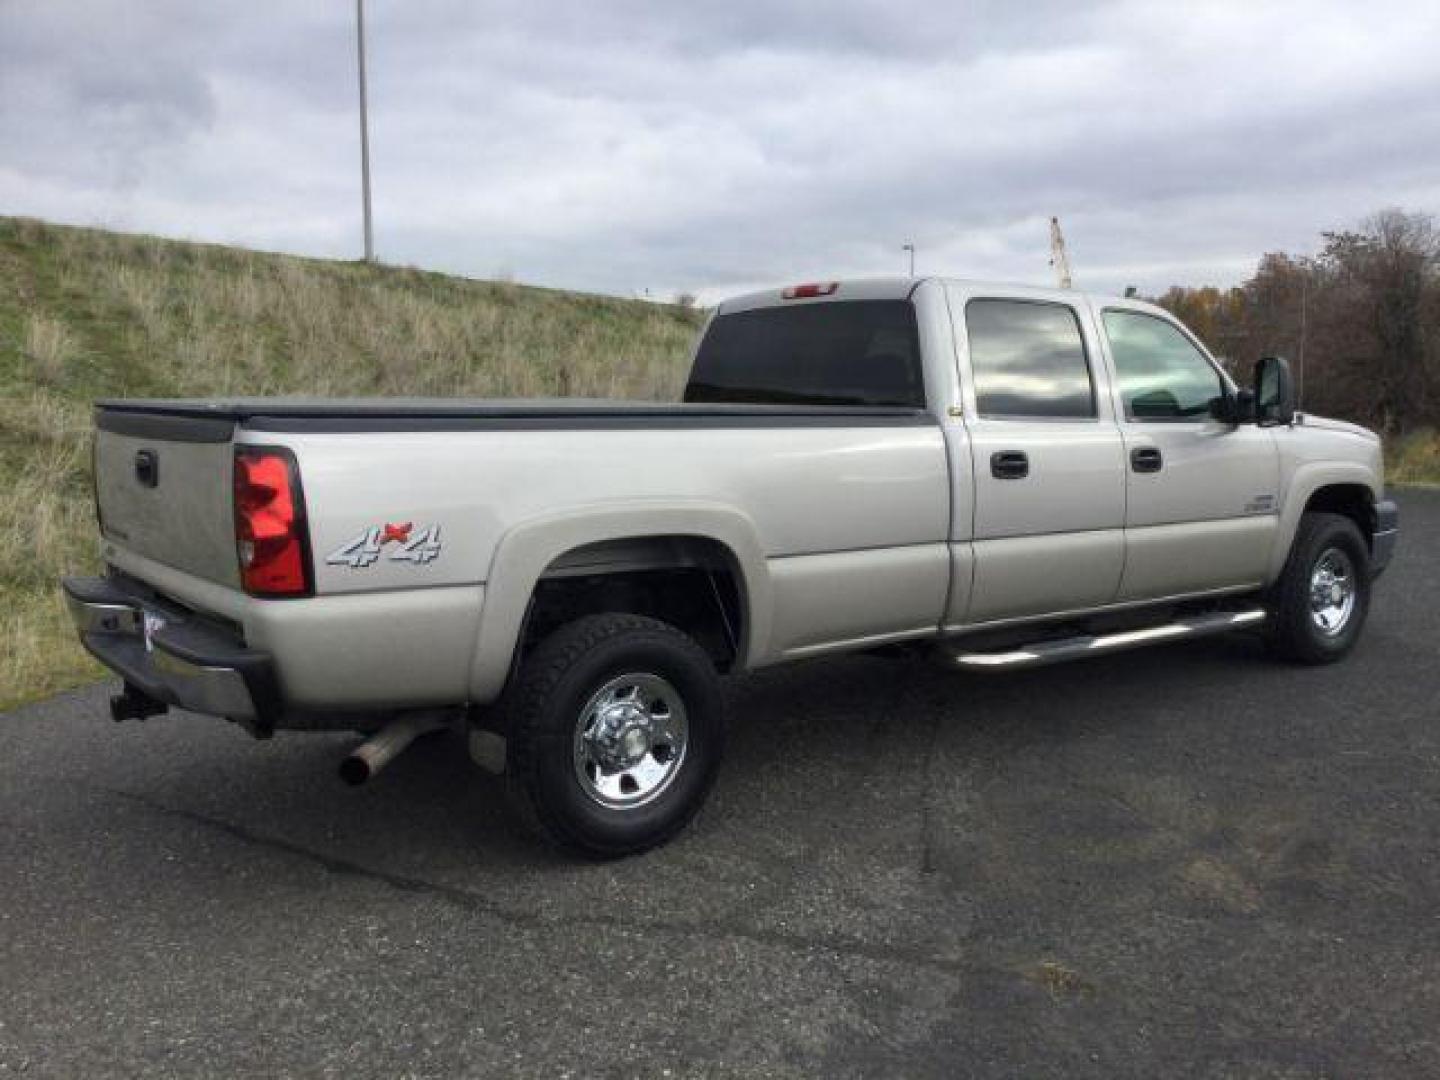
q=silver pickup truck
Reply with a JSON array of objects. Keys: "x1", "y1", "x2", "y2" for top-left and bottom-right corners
[{"x1": 64, "y1": 277, "x2": 1398, "y2": 855}]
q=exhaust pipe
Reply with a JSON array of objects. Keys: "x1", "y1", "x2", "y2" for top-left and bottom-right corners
[{"x1": 339, "y1": 712, "x2": 449, "y2": 786}]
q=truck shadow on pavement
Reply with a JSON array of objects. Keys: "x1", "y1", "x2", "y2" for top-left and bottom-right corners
[{"x1": 102, "y1": 627, "x2": 1289, "y2": 881}]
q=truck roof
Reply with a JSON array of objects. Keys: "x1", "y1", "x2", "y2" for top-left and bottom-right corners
[{"x1": 715, "y1": 276, "x2": 1162, "y2": 316}]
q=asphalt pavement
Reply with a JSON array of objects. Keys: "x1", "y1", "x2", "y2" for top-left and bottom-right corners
[{"x1": 3, "y1": 489, "x2": 1438, "y2": 1078}]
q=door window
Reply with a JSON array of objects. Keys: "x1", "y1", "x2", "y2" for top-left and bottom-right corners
[
  {"x1": 1102, "y1": 310, "x2": 1223, "y2": 421},
  {"x1": 965, "y1": 299, "x2": 1096, "y2": 419}
]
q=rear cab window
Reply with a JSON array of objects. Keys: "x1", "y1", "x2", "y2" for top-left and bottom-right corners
[
  {"x1": 684, "y1": 301, "x2": 924, "y2": 408},
  {"x1": 964, "y1": 298, "x2": 1097, "y2": 420}
]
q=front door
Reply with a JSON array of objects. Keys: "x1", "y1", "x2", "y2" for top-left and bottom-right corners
[
  {"x1": 1093, "y1": 303, "x2": 1280, "y2": 602},
  {"x1": 951, "y1": 292, "x2": 1127, "y2": 625}
]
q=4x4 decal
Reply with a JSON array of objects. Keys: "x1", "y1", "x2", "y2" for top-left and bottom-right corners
[{"x1": 326, "y1": 522, "x2": 442, "y2": 568}]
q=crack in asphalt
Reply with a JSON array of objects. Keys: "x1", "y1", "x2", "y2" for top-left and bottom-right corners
[
  {"x1": 916, "y1": 706, "x2": 944, "y2": 876},
  {"x1": 95, "y1": 783, "x2": 995, "y2": 983}
]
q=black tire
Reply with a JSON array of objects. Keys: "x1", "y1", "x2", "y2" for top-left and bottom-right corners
[
  {"x1": 1265, "y1": 511, "x2": 1372, "y2": 664},
  {"x1": 500, "y1": 613, "x2": 724, "y2": 858}
]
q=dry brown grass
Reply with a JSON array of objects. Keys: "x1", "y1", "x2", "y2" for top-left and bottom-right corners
[
  {"x1": 0, "y1": 394, "x2": 101, "y2": 705},
  {"x1": 0, "y1": 215, "x2": 702, "y2": 709},
  {"x1": 22, "y1": 313, "x2": 74, "y2": 386},
  {"x1": 1388, "y1": 428, "x2": 1440, "y2": 486}
]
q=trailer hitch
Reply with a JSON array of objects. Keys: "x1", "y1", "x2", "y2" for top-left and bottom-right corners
[{"x1": 109, "y1": 683, "x2": 168, "y2": 723}]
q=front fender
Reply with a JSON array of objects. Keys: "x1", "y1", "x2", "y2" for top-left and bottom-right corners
[
  {"x1": 1268, "y1": 461, "x2": 1382, "y2": 582},
  {"x1": 466, "y1": 501, "x2": 771, "y2": 704}
]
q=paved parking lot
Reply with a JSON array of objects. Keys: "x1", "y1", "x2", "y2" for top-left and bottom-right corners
[{"x1": 3, "y1": 489, "x2": 1437, "y2": 1078}]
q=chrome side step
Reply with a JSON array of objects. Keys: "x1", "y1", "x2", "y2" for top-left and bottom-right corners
[{"x1": 944, "y1": 608, "x2": 1266, "y2": 671}]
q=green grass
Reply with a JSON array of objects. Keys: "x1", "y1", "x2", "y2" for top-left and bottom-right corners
[{"x1": 0, "y1": 215, "x2": 702, "y2": 709}]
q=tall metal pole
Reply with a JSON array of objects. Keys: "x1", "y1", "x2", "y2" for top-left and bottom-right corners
[
  {"x1": 356, "y1": 0, "x2": 374, "y2": 262},
  {"x1": 903, "y1": 243, "x2": 915, "y2": 277},
  {"x1": 1297, "y1": 267, "x2": 1309, "y2": 410}
]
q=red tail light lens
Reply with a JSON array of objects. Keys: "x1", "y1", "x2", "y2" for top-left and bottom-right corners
[
  {"x1": 234, "y1": 448, "x2": 311, "y2": 597},
  {"x1": 781, "y1": 282, "x2": 839, "y2": 299}
]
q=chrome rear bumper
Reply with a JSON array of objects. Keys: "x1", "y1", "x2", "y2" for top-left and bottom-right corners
[{"x1": 62, "y1": 575, "x2": 278, "y2": 723}]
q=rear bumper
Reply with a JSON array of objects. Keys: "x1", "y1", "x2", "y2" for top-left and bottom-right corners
[
  {"x1": 1372, "y1": 498, "x2": 1398, "y2": 577},
  {"x1": 62, "y1": 575, "x2": 280, "y2": 724}
]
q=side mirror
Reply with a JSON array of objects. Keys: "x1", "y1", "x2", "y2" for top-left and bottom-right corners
[
  {"x1": 1209, "y1": 387, "x2": 1256, "y2": 425},
  {"x1": 1254, "y1": 355, "x2": 1296, "y2": 426}
]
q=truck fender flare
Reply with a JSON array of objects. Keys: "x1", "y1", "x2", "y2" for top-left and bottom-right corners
[
  {"x1": 466, "y1": 501, "x2": 772, "y2": 704},
  {"x1": 1267, "y1": 462, "x2": 1381, "y2": 582}
]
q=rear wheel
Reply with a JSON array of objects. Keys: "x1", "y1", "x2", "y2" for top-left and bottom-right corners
[
  {"x1": 1265, "y1": 511, "x2": 1372, "y2": 664},
  {"x1": 500, "y1": 613, "x2": 725, "y2": 857}
]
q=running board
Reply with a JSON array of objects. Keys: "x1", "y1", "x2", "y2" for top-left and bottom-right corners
[{"x1": 944, "y1": 608, "x2": 1266, "y2": 671}]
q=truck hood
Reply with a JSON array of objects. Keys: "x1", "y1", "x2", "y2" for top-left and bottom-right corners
[{"x1": 1299, "y1": 414, "x2": 1380, "y2": 443}]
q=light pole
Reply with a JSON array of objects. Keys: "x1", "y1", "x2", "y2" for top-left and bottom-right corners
[
  {"x1": 902, "y1": 243, "x2": 915, "y2": 277},
  {"x1": 355, "y1": 0, "x2": 374, "y2": 262},
  {"x1": 1297, "y1": 266, "x2": 1309, "y2": 410}
]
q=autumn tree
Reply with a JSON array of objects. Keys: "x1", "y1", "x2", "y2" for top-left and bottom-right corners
[{"x1": 1156, "y1": 208, "x2": 1440, "y2": 434}]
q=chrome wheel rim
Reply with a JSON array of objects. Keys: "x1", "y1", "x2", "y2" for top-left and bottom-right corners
[
  {"x1": 572, "y1": 673, "x2": 688, "y2": 809},
  {"x1": 1309, "y1": 547, "x2": 1357, "y2": 636}
]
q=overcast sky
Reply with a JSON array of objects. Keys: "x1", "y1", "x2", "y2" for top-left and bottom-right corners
[{"x1": 3, "y1": 0, "x2": 1438, "y2": 302}]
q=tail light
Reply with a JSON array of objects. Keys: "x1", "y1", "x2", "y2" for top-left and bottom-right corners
[{"x1": 234, "y1": 447, "x2": 312, "y2": 597}]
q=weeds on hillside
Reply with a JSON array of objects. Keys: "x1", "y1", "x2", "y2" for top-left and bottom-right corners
[
  {"x1": 1387, "y1": 429, "x2": 1440, "y2": 486},
  {"x1": 0, "y1": 393, "x2": 99, "y2": 705},
  {"x1": 22, "y1": 313, "x2": 74, "y2": 385}
]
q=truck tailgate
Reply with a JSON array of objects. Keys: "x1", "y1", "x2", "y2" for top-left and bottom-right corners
[{"x1": 94, "y1": 410, "x2": 241, "y2": 588}]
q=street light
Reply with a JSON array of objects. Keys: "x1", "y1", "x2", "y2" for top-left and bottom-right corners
[
  {"x1": 355, "y1": 0, "x2": 374, "y2": 262},
  {"x1": 902, "y1": 243, "x2": 915, "y2": 277}
]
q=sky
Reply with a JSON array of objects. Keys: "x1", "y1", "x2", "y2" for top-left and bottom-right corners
[{"x1": 3, "y1": 0, "x2": 1439, "y2": 304}]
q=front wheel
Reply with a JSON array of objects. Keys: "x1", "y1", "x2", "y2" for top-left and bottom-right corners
[
  {"x1": 1265, "y1": 511, "x2": 1372, "y2": 664},
  {"x1": 500, "y1": 613, "x2": 725, "y2": 858}
]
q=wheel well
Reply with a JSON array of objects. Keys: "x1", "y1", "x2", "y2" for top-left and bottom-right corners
[
  {"x1": 1304, "y1": 484, "x2": 1375, "y2": 546},
  {"x1": 518, "y1": 536, "x2": 744, "y2": 671}
]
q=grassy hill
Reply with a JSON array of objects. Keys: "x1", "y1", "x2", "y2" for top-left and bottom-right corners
[{"x1": 0, "y1": 215, "x2": 703, "y2": 708}]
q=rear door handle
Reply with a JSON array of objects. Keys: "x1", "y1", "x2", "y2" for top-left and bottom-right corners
[
  {"x1": 1130, "y1": 446, "x2": 1163, "y2": 473},
  {"x1": 990, "y1": 450, "x2": 1029, "y2": 480}
]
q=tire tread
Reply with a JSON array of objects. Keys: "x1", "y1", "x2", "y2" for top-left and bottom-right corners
[
  {"x1": 1265, "y1": 511, "x2": 1370, "y2": 664},
  {"x1": 499, "y1": 613, "x2": 719, "y2": 857}
]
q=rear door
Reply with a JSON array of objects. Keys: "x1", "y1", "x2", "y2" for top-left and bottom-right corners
[
  {"x1": 1092, "y1": 303, "x2": 1280, "y2": 601},
  {"x1": 948, "y1": 289, "x2": 1127, "y2": 624}
]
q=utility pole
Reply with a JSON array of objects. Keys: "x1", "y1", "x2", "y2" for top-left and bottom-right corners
[
  {"x1": 1049, "y1": 216, "x2": 1073, "y2": 289},
  {"x1": 1297, "y1": 267, "x2": 1309, "y2": 410},
  {"x1": 902, "y1": 243, "x2": 915, "y2": 277},
  {"x1": 355, "y1": 0, "x2": 375, "y2": 262}
]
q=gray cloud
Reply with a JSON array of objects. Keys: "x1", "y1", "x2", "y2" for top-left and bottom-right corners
[{"x1": 2, "y1": 0, "x2": 1437, "y2": 301}]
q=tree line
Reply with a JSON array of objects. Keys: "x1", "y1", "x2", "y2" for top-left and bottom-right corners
[{"x1": 1155, "y1": 208, "x2": 1439, "y2": 434}]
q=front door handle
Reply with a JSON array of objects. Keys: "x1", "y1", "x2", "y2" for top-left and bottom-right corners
[
  {"x1": 990, "y1": 450, "x2": 1029, "y2": 480},
  {"x1": 1130, "y1": 446, "x2": 1163, "y2": 473}
]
